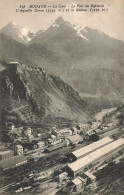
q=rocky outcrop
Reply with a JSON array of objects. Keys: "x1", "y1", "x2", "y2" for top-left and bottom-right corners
[{"x1": 0, "y1": 64, "x2": 96, "y2": 126}]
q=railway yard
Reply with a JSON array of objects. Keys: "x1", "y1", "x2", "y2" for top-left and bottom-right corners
[{"x1": 0, "y1": 112, "x2": 124, "y2": 195}]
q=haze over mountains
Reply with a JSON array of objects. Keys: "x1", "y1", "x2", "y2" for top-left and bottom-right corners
[{"x1": 0, "y1": 17, "x2": 124, "y2": 99}]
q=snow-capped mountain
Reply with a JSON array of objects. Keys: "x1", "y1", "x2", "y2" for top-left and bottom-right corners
[
  {"x1": 52, "y1": 17, "x2": 89, "y2": 40},
  {"x1": 0, "y1": 21, "x2": 36, "y2": 43},
  {"x1": 29, "y1": 17, "x2": 89, "y2": 44},
  {"x1": 0, "y1": 17, "x2": 124, "y2": 99}
]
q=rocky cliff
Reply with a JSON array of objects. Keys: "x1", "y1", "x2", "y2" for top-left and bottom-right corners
[{"x1": 0, "y1": 64, "x2": 96, "y2": 127}]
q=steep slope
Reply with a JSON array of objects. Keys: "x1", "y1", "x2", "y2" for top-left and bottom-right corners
[
  {"x1": 0, "y1": 64, "x2": 95, "y2": 127},
  {"x1": 64, "y1": 68, "x2": 124, "y2": 97},
  {"x1": 29, "y1": 17, "x2": 124, "y2": 72},
  {"x1": 0, "y1": 33, "x2": 30, "y2": 63},
  {"x1": 0, "y1": 33, "x2": 60, "y2": 72},
  {"x1": 27, "y1": 17, "x2": 124, "y2": 97},
  {"x1": 0, "y1": 21, "x2": 36, "y2": 43},
  {"x1": 0, "y1": 17, "x2": 124, "y2": 98}
]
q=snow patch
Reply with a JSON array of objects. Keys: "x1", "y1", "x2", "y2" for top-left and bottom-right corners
[
  {"x1": 1, "y1": 21, "x2": 36, "y2": 43},
  {"x1": 52, "y1": 23, "x2": 59, "y2": 28},
  {"x1": 20, "y1": 27, "x2": 30, "y2": 36},
  {"x1": 11, "y1": 21, "x2": 17, "y2": 26},
  {"x1": 73, "y1": 26, "x2": 88, "y2": 40}
]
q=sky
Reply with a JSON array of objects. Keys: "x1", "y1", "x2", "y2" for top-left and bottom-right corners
[{"x1": 0, "y1": 0, "x2": 124, "y2": 41}]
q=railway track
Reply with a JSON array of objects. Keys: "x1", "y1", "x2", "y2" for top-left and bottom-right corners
[
  {"x1": 1, "y1": 133, "x2": 123, "y2": 192},
  {"x1": 0, "y1": 151, "x2": 61, "y2": 188}
]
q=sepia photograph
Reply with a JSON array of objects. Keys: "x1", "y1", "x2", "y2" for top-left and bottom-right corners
[{"x1": 0, "y1": 0, "x2": 124, "y2": 194}]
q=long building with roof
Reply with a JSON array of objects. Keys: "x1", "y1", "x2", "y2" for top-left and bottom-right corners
[
  {"x1": 67, "y1": 138, "x2": 124, "y2": 177},
  {"x1": 70, "y1": 137, "x2": 113, "y2": 161},
  {"x1": 0, "y1": 150, "x2": 14, "y2": 161},
  {"x1": 44, "y1": 142, "x2": 65, "y2": 153},
  {"x1": 0, "y1": 155, "x2": 27, "y2": 171}
]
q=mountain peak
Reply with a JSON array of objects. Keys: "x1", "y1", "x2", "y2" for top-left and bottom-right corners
[
  {"x1": 0, "y1": 21, "x2": 36, "y2": 43},
  {"x1": 54, "y1": 17, "x2": 72, "y2": 27},
  {"x1": 9, "y1": 20, "x2": 16, "y2": 26},
  {"x1": 55, "y1": 17, "x2": 65, "y2": 24}
]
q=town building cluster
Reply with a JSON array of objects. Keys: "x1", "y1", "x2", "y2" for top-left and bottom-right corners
[
  {"x1": 0, "y1": 118, "x2": 123, "y2": 194},
  {"x1": 0, "y1": 119, "x2": 120, "y2": 170}
]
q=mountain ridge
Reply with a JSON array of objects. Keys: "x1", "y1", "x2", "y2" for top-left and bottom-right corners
[
  {"x1": 0, "y1": 63, "x2": 97, "y2": 126},
  {"x1": 0, "y1": 17, "x2": 124, "y2": 98},
  {"x1": 0, "y1": 21, "x2": 36, "y2": 44}
]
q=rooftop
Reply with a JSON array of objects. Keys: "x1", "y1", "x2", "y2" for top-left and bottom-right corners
[
  {"x1": 9, "y1": 62, "x2": 20, "y2": 64},
  {"x1": 84, "y1": 171, "x2": 96, "y2": 179},
  {"x1": 72, "y1": 177, "x2": 82, "y2": 185},
  {"x1": 45, "y1": 142, "x2": 64, "y2": 152},
  {"x1": 0, "y1": 150, "x2": 13, "y2": 155},
  {"x1": 89, "y1": 138, "x2": 124, "y2": 160},
  {"x1": 68, "y1": 138, "x2": 124, "y2": 172},
  {"x1": 72, "y1": 137, "x2": 113, "y2": 158},
  {"x1": 0, "y1": 155, "x2": 27, "y2": 170},
  {"x1": 68, "y1": 155, "x2": 93, "y2": 172},
  {"x1": 67, "y1": 135, "x2": 83, "y2": 143},
  {"x1": 59, "y1": 172, "x2": 68, "y2": 177}
]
